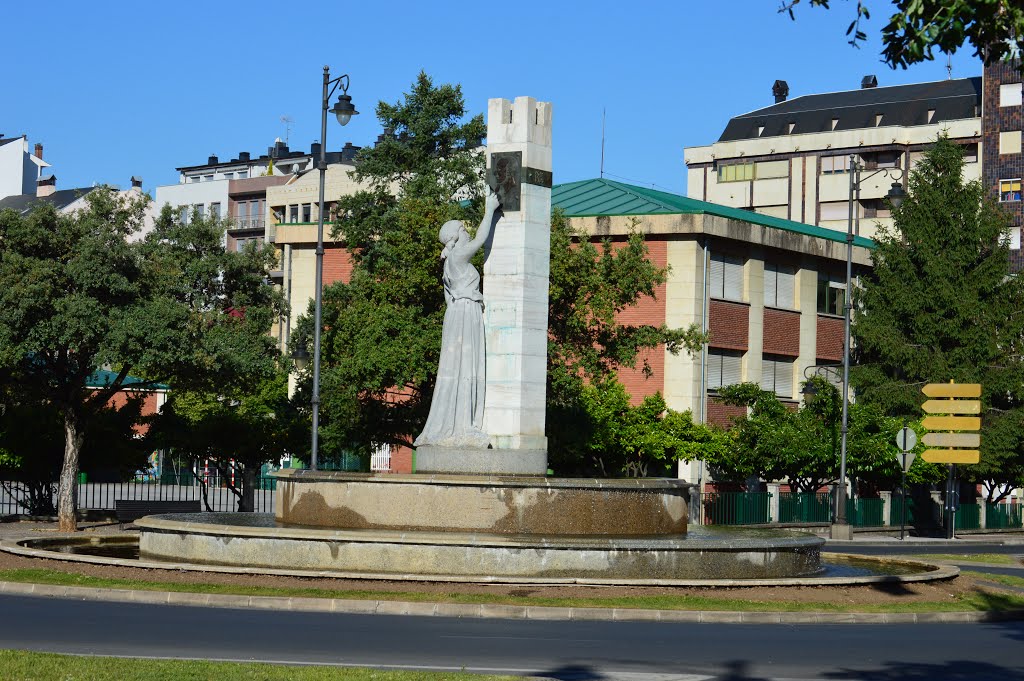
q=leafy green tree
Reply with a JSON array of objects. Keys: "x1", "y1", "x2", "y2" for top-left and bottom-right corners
[
  {"x1": 0, "y1": 193, "x2": 282, "y2": 530},
  {"x1": 708, "y1": 379, "x2": 940, "y2": 493},
  {"x1": 851, "y1": 136, "x2": 1024, "y2": 501},
  {"x1": 294, "y1": 74, "x2": 705, "y2": 470},
  {"x1": 146, "y1": 370, "x2": 303, "y2": 511},
  {"x1": 781, "y1": 1, "x2": 1024, "y2": 69}
]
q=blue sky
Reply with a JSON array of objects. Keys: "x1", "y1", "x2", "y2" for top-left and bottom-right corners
[{"x1": 4, "y1": 1, "x2": 981, "y2": 197}]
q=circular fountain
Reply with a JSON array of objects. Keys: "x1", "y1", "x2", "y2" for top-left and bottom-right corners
[{"x1": 129, "y1": 470, "x2": 826, "y2": 582}]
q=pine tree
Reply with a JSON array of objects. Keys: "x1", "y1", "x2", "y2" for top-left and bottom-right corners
[{"x1": 852, "y1": 136, "x2": 1024, "y2": 501}]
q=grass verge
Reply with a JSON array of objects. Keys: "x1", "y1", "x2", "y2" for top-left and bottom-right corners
[
  {"x1": 0, "y1": 650, "x2": 512, "y2": 681},
  {"x1": 2, "y1": 567, "x2": 1024, "y2": 613},
  {"x1": 927, "y1": 553, "x2": 1022, "y2": 566},
  {"x1": 963, "y1": 571, "x2": 1024, "y2": 590}
]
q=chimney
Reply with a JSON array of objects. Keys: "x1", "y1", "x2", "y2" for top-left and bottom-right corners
[
  {"x1": 36, "y1": 174, "x2": 56, "y2": 198},
  {"x1": 861, "y1": 75, "x2": 878, "y2": 89},
  {"x1": 772, "y1": 80, "x2": 789, "y2": 103},
  {"x1": 130, "y1": 176, "x2": 143, "y2": 189},
  {"x1": 310, "y1": 141, "x2": 322, "y2": 159},
  {"x1": 341, "y1": 142, "x2": 360, "y2": 163},
  {"x1": 238, "y1": 151, "x2": 251, "y2": 162},
  {"x1": 208, "y1": 154, "x2": 219, "y2": 165},
  {"x1": 34, "y1": 143, "x2": 43, "y2": 160}
]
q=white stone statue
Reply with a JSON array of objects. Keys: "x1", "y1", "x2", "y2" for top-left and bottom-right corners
[{"x1": 414, "y1": 189, "x2": 501, "y2": 449}]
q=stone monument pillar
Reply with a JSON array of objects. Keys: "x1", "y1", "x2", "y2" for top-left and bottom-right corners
[{"x1": 482, "y1": 96, "x2": 552, "y2": 475}]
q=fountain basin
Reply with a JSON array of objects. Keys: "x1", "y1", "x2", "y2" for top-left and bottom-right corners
[
  {"x1": 135, "y1": 512, "x2": 825, "y2": 580},
  {"x1": 273, "y1": 470, "x2": 692, "y2": 536}
]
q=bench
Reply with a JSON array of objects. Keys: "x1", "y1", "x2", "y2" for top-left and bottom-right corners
[{"x1": 114, "y1": 499, "x2": 201, "y2": 526}]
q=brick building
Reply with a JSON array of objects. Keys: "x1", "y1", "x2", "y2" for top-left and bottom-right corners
[{"x1": 982, "y1": 58, "x2": 1024, "y2": 270}]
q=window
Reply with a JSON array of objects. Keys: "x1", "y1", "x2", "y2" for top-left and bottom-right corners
[
  {"x1": 874, "y1": 114, "x2": 884, "y2": 126},
  {"x1": 1012, "y1": 227, "x2": 1022, "y2": 250},
  {"x1": 709, "y1": 253, "x2": 744, "y2": 301},
  {"x1": 820, "y1": 155, "x2": 851, "y2": 174},
  {"x1": 178, "y1": 206, "x2": 188, "y2": 224},
  {"x1": 203, "y1": 174, "x2": 214, "y2": 182},
  {"x1": 707, "y1": 350, "x2": 743, "y2": 391},
  {"x1": 235, "y1": 236, "x2": 264, "y2": 252},
  {"x1": 210, "y1": 202, "x2": 221, "y2": 219},
  {"x1": 288, "y1": 205, "x2": 299, "y2": 223},
  {"x1": 194, "y1": 204, "x2": 205, "y2": 219},
  {"x1": 787, "y1": 122, "x2": 796, "y2": 134},
  {"x1": 188, "y1": 175, "x2": 200, "y2": 183},
  {"x1": 1000, "y1": 83, "x2": 1022, "y2": 107},
  {"x1": 237, "y1": 170, "x2": 249, "y2": 179},
  {"x1": 761, "y1": 355, "x2": 794, "y2": 398},
  {"x1": 819, "y1": 202, "x2": 849, "y2": 221},
  {"x1": 755, "y1": 160, "x2": 788, "y2": 179},
  {"x1": 764, "y1": 263, "x2": 795, "y2": 309},
  {"x1": 301, "y1": 204, "x2": 312, "y2": 222},
  {"x1": 817, "y1": 273, "x2": 845, "y2": 316},
  {"x1": 1000, "y1": 179, "x2": 1021, "y2": 202},
  {"x1": 223, "y1": 172, "x2": 234, "y2": 180},
  {"x1": 718, "y1": 163, "x2": 754, "y2": 183},
  {"x1": 1000, "y1": 131, "x2": 1022, "y2": 155},
  {"x1": 962, "y1": 144, "x2": 979, "y2": 163}
]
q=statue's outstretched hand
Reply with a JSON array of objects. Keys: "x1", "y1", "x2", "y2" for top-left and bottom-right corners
[{"x1": 485, "y1": 188, "x2": 501, "y2": 214}]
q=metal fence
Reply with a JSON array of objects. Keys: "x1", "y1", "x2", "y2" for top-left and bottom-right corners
[
  {"x1": 1, "y1": 474, "x2": 278, "y2": 516},
  {"x1": 703, "y1": 492, "x2": 772, "y2": 525},
  {"x1": 778, "y1": 492, "x2": 831, "y2": 523},
  {"x1": 986, "y1": 501, "x2": 1024, "y2": 529}
]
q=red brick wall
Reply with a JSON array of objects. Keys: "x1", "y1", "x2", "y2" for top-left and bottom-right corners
[
  {"x1": 708, "y1": 300, "x2": 749, "y2": 351},
  {"x1": 323, "y1": 245, "x2": 354, "y2": 285},
  {"x1": 105, "y1": 390, "x2": 161, "y2": 435},
  {"x1": 706, "y1": 397, "x2": 747, "y2": 428},
  {"x1": 763, "y1": 308, "x2": 800, "y2": 356},
  {"x1": 613, "y1": 238, "x2": 668, "y2": 404},
  {"x1": 816, "y1": 314, "x2": 844, "y2": 362},
  {"x1": 392, "y1": 444, "x2": 413, "y2": 474}
]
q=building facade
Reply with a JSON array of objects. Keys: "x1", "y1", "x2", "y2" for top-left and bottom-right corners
[
  {"x1": 982, "y1": 59, "x2": 1024, "y2": 269},
  {"x1": 684, "y1": 76, "x2": 982, "y2": 241},
  {"x1": 0, "y1": 135, "x2": 49, "y2": 202}
]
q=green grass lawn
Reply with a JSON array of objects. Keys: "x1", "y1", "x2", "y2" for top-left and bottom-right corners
[
  {"x1": 2, "y1": 567, "x2": 1024, "y2": 614},
  {"x1": 927, "y1": 553, "x2": 1023, "y2": 565},
  {"x1": 0, "y1": 650, "x2": 515, "y2": 681},
  {"x1": 964, "y1": 571, "x2": 1024, "y2": 590}
]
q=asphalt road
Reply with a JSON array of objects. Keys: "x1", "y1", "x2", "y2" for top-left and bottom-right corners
[{"x1": 1, "y1": 594, "x2": 1023, "y2": 680}]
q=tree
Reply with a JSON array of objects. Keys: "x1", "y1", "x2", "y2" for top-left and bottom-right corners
[
  {"x1": 852, "y1": 136, "x2": 1024, "y2": 500},
  {"x1": 293, "y1": 73, "x2": 705, "y2": 470},
  {"x1": 708, "y1": 379, "x2": 941, "y2": 493},
  {"x1": 146, "y1": 369, "x2": 304, "y2": 511},
  {"x1": 0, "y1": 194, "x2": 282, "y2": 530},
  {"x1": 781, "y1": 1, "x2": 1024, "y2": 70}
]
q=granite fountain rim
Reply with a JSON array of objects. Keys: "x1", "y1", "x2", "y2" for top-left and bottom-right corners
[{"x1": 273, "y1": 469, "x2": 694, "y2": 491}]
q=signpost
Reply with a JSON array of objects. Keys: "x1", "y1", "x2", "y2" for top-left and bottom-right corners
[
  {"x1": 894, "y1": 425, "x2": 916, "y2": 541},
  {"x1": 921, "y1": 382, "x2": 982, "y2": 539}
]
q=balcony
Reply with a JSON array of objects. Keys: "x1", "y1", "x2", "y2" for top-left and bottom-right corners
[{"x1": 230, "y1": 217, "x2": 264, "y2": 231}]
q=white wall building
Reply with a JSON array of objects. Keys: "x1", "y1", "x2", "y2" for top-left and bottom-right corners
[{"x1": 0, "y1": 135, "x2": 50, "y2": 201}]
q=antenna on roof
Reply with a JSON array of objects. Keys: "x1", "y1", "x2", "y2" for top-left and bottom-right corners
[
  {"x1": 600, "y1": 108, "x2": 606, "y2": 179},
  {"x1": 280, "y1": 115, "x2": 294, "y2": 146}
]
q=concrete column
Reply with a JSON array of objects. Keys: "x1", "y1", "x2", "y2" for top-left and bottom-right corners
[
  {"x1": 746, "y1": 254, "x2": 764, "y2": 384},
  {"x1": 767, "y1": 483, "x2": 781, "y2": 524},
  {"x1": 979, "y1": 500, "x2": 987, "y2": 530},
  {"x1": 482, "y1": 97, "x2": 552, "y2": 468},
  {"x1": 795, "y1": 260, "x2": 819, "y2": 399},
  {"x1": 880, "y1": 490, "x2": 892, "y2": 527}
]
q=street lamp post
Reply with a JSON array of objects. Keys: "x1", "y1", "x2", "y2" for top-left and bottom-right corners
[
  {"x1": 307, "y1": 65, "x2": 358, "y2": 471},
  {"x1": 832, "y1": 157, "x2": 906, "y2": 539}
]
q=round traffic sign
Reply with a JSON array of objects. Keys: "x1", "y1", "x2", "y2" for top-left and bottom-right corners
[{"x1": 895, "y1": 426, "x2": 917, "y2": 452}]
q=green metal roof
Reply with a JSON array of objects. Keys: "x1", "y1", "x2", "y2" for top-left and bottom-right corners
[
  {"x1": 86, "y1": 368, "x2": 167, "y2": 391},
  {"x1": 551, "y1": 178, "x2": 875, "y2": 249}
]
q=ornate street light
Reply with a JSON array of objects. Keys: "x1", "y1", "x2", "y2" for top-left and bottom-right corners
[{"x1": 306, "y1": 66, "x2": 358, "y2": 471}]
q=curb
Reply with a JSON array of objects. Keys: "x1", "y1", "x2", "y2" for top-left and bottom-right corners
[{"x1": 2, "y1": 580, "x2": 1022, "y2": 624}]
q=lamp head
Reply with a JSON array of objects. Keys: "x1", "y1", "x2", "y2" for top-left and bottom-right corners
[
  {"x1": 292, "y1": 345, "x2": 310, "y2": 372},
  {"x1": 886, "y1": 181, "x2": 907, "y2": 209},
  {"x1": 330, "y1": 94, "x2": 358, "y2": 127}
]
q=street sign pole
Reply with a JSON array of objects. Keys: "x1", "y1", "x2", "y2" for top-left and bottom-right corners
[
  {"x1": 894, "y1": 422, "x2": 917, "y2": 541},
  {"x1": 900, "y1": 455, "x2": 907, "y2": 541},
  {"x1": 945, "y1": 464, "x2": 956, "y2": 540}
]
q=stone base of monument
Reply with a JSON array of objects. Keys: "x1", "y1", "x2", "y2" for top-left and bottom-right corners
[
  {"x1": 413, "y1": 445, "x2": 548, "y2": 476},
  {"x1": 133, "y1": 470, "x2": 826, "y2": 582}
]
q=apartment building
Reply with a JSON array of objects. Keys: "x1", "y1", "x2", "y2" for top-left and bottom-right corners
[
  {"x1": 153, "y1": 140, "x2": 360, "y2": 251},
  {"x1": 684, "y1": 76, "x2": 982, "y2": 240},
  {"x1": 0, "y1": 135, "x2": 49, "y2": 201},
  {"x1": 982, "y1": 59, "x2": 1024, "y2": 269}
]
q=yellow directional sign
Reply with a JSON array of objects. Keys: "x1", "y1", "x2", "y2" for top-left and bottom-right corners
[
  {"x1": 922, "y1": 383, "x2": 982, "y2": 398},
  {"x1": 921, "y1": 449, "x2": 981, "y2": 464},
  {"x1": 922, "y1": 432, "x2": 981, "y2": 448},
  {"x1": 922, "y1": 399, "x2": 981, "y2": 415},
  {"x1": 921, "y1": 415, "x2": 981, "y2": 431}
]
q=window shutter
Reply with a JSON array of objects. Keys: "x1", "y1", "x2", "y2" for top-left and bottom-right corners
[
  {"x1": 776, "y1": 267, "x2": 795, "y2": 308},
  {"x1": 724, "y1": 256, "x2": 743, "y2": 301},
  {"x1": 764, "y1": 265, "x2": 778, "y2": 307},
  {"x1": 707, "y1": 352, "x2": 723, "y2": 389},
  {"x1": 775, "y1": 359, "x2": 794, "y2": 398},
  {"x1": 761, "y1": 359, "x2": 776, "y2": 393},
  {"x1": 722, "y1": 352, "x2": 743, "y2": 387},
  {"x1": 710, "y1": 256, "x2": 725, "y2": 299}
]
